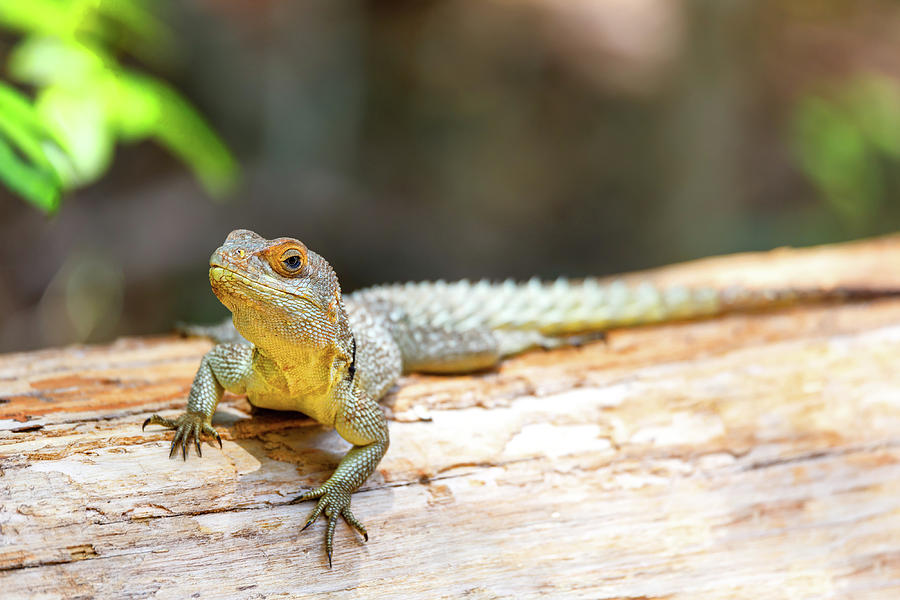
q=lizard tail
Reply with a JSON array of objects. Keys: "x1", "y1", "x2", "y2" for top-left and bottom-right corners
[{"x1": 352, "y1": 279, "x2": 900, "y2": 337}]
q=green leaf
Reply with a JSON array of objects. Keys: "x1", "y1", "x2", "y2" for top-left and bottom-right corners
[
  {"x1": 0, "y1": 82, "x2": 63, "y2": 157},
  {"x1": 0, "y1": 134, "x2": 62, "y2": 213},
  {"x1": 0, "y1": 0, "x2": 102, "y2": 39},
  {"x1": 110, "y1": 73, "x2": 238, "y2": 195},
  {"x1": 106, "y1": 72, "x2": 160, "y2": 140},
  {"x1": 95, "y1": 0, "x2": 174, "y2": 65},
  {"x1": 0, "y1": 0, "x2": 172, "y2": 63},
  {"x1": 8, "y1": 36, "x2": 112, "y2": 87},
  {"x1": 36, "y1": 85, "x2": 115, "y2": 186},
  {"x1": 0, "y1": 82, "x2": 56, "y2": 136},
  {"x1": 0, "y1": 0, "x2": 239, "y2": 210},
  {"x1": 0, "y1": 82, "x2": 68, "y2": 197},
  {"x1": 0, "y1": 0, "x2": 76, "y2": 36}
]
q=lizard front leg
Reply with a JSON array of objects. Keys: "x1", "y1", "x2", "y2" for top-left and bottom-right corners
[
  {"x1": 292, "y1": 385, "x2": 389, "y2": 567},
  {"x1": 143, "y1": 343, "x2": 253, "y2": 459}
]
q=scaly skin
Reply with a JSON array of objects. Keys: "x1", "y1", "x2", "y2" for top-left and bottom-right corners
[{"x1": 144, "y1": 229, "x2": 899, "y2": 567}]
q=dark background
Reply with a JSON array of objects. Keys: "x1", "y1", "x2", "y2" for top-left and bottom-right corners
[{"x1": 2, "y1": 0, "x2": 900, "y2": 352}]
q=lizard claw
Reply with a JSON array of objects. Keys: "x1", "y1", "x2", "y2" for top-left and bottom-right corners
[
  {"x1": 142, "y1": 415, "x2": 174, "y2": 431},
  {"x1": 142, "y1": 412, "x2": 222, "y2": 460},
  {"x1": 292, "y1": 485, "x2": 368, "y2": 568}
]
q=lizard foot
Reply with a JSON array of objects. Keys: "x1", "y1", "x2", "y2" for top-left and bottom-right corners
[
  {"x1": 292, "y1": 485, "x2": 368, "y2": 568},
  {"x1": 142, "y1": 412, "x2": 222, "y2": 460}
]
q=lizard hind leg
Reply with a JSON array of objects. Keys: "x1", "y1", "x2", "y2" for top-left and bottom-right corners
[
  {"x1": 393, "y1": 325, "x2": 502, "y2": 374},
  {"x1": 347, "y1": 295, "x2": 503, "y2": 374}
]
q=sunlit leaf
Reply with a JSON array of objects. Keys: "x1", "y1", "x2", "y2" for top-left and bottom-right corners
[
  {"x1": 8, "y1": 36, "x2": 112, "y2": 87},
  {"x1": 0, "y1": 135, "x2": 62, "y2": 213},
  {"x1": 36, "y1": 85, "x2": 115, "y2": 186},
  {"x1": 0, "y1": 0, "x2": 171, "y2": 62},
  {"x1": 96, "y1": 0, "x2": 175, "y2": 65},
  {"x1": 106, "y1": 72, "x2": 161, "y2": 139},
  {"x1": 111, "y1": 74, "x2": 238, "y2": 196},
  {"x1": 0, "y1": 82, "x2": 64, "y2": 159},
  {"x1": 0, "y1": 82, "x2": 68, "y2": 203},
  {"x1": 98, "y1": 0, "x2": 165, "y2": 40},
  {"x1": 0, "y1": 0, "x2": 86, "y2": 38},
  {"x1": 0, "y1": 0, "x2": 239, "y2": 210}
]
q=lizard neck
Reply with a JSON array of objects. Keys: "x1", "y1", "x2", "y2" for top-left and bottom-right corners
[{"x1": 229, "y1": 297, "x2": 355, "y2": 399}]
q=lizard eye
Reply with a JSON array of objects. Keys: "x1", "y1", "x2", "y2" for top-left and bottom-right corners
[
  {"x1": 265, "y1": 240, "x2": 309, "y2": 277},
  {"x1": 279, "y1": 249, "x2": 305, "y2": 272}
]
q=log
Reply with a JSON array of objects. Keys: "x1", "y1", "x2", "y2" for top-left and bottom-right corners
[{"x1": 3, "y1": 236, "x2": 900, "y2": 599}]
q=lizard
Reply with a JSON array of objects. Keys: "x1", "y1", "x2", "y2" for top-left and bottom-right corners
[{"x1": 142, "y1": 229, "x2": 898, "y2": 567}]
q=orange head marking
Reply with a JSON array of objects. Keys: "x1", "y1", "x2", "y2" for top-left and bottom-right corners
[
  {"x1": 327, "y1": 298, "x2": 338, "y2": 324},
  {"x1": 263, "y1": 240, "x2": 309, "y2": 278}
]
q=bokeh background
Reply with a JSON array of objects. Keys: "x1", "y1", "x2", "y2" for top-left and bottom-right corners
[{"x1": 2, "y1": 0, "x2": 900, "y2": 352}]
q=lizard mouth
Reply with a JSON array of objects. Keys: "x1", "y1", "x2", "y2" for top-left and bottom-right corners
[
  {"x1": 209, "y1": 265, "x2": 283, "y2": 295},
  {"x1": 208, "y1": 266, "x2": 321, "y2": 311}
]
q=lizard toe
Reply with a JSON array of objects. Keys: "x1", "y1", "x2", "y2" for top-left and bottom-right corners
[
  {"x1": 291, "y1": 485, "x2": 325, "y2": 504},
  {"x1": 299, "y1": 493, "x2": 328, "y2": 530},
  {"x1": 142, "y1": 414, "x2": 175, "y2": 431},
  {"x1": 340, "y1": 506, "x2": 368, "y2": 542},
  {"x1": 201, "y1": 423, "x2": 223, "y2": 449},
  {"x1": 325, "y1": 511, "x2": 338, "y2": 568}
]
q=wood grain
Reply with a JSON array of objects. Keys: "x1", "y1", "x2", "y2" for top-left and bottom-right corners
[{"x1": 3, "y1": 235, "x2": 900, "y2": 599}]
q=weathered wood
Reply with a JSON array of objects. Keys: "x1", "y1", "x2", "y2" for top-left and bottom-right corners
[{"x1": 3, "y1": 236, "x2": 900, "y2": 599}]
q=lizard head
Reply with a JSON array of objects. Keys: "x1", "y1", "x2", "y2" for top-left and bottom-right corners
[{"x1": 208, "y1": 229, "x2": 348, "y2": 351}]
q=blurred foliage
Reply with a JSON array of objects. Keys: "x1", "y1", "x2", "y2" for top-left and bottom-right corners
[
  {"x1": 792, "y1": 74, "x2": 900, "y2": 230},
  {"x1": 0, "y1": 0, "x2": 237, "y2": 213}
]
